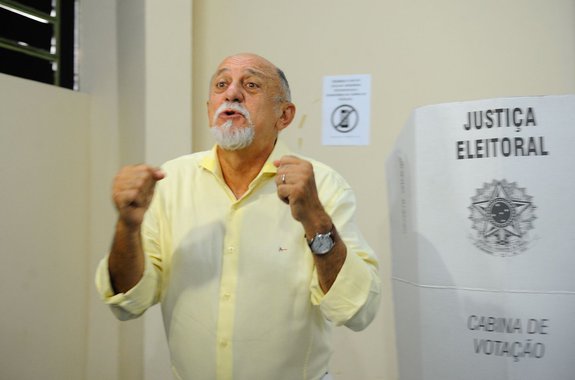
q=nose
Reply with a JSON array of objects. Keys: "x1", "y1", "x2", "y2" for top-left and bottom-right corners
[{"x1": 225, "y1": 81, "x2": 244, "y2": 103}]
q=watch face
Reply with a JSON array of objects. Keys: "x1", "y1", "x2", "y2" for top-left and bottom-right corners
[{"x1": 311, "y1": 233, "x2": 334, "y2": 255}]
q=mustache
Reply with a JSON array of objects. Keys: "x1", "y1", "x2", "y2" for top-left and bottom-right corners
[{"x1": 213, "y1": 102, "x2": 250, "y2": 122}]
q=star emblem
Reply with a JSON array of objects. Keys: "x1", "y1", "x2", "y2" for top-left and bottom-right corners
[{"x1": 469, "y1": 180, "x2": 536, "y2": 256}]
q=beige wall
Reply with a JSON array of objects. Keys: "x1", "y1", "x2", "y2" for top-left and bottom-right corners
[
  {"x1": 82, "y1": 1, "x2": 193, "y2": 379},
  {"x1": 192, "y1": 1, "x2": 575, "y2": 379},
  {"x1": 0, "y1": 0, "x2": 573, "y2": 379},
  {"x1": 0, "y1": 1, "x2": 191, "y2": 379},
  {"x1": 0, "y1": 74, "x2": 90, "y2": 379},
  {"x1": 0, "y1": 2, "x2": 127, "y2": 378}
]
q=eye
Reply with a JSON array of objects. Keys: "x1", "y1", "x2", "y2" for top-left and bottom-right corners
[
  {"x1": 215, "y1": 80, "x2": 227, "y2": 89},
  {"x1": 245, "y1": 82, "x2": 260, "y2": 89}
]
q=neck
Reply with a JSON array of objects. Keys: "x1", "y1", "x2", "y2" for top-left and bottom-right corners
[{"x1": 217, "y1": 141, "x2": 275, "y2": 199}]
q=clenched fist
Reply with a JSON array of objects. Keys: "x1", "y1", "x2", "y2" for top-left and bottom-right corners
[
  {"x1": 274, "y1": 156, "x2": 331, "y2": 232},
  {"x1": 112, "y1": 165, "x2": 165, "y2": 229}
]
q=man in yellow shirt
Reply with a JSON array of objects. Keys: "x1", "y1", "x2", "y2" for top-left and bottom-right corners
[{"x1": 96, "y1": 53, "x2": 380, "y2": 380}]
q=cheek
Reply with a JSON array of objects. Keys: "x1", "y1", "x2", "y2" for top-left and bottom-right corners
[
  {"x1": 207, "y1": 111, "x2": 214, "y2": 124},
  {"x1": 207, "y1": 102, "x2": 219, "y2": 121}
]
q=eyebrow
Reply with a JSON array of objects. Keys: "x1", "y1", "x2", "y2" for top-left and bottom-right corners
[{"x1": 212, "y1": 67, "x2": 271, "y2": 81}]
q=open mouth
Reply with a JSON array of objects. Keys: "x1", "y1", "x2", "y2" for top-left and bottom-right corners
[
  {"x1": 219, "y1": 109, "x2": 245, "y2": 120},
  {"x1": 213, "y1": 103, "x2": 250, "y2": 125}
]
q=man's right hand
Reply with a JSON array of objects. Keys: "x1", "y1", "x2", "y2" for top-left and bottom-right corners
[{"x1": 112, "y1": 165, "x2": 165, "y2": 229}]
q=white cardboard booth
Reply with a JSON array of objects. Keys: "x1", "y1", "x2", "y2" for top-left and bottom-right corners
[{"x1": 386, "y1": 95, "x2": 575, "y2": 380}]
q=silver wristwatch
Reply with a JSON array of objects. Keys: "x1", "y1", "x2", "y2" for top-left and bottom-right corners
[{"x1": 307, "y1": 228, "x2": 335, "y2": 255}]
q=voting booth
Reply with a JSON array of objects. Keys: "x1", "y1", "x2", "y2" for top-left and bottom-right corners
[{"x1": 386, "y1": 95, "x2": 575, "y2": 379}]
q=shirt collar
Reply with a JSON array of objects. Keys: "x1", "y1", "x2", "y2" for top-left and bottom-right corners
[
  {"x1": 199, "y1": 139, "x2": 292, "y2": 179},
  {"x1": 199, "y1": 144, "x2": 220, "y2": 176}
]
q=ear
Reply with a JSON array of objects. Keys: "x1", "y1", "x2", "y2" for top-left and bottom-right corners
[{"x1": 276, "y1": 102, "x2": 296, "y2": 132}]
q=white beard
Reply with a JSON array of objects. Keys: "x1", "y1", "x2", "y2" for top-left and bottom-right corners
[
  {"x1": 210, "y1": 119, "x2": 255, "y2": 151},
  {"x1": 210, "y1": 102, "x2": 255, "y2": 151}
]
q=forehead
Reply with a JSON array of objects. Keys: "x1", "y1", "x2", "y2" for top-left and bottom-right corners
[{"x1": 212, "y1": 55, "x2": 277, "y2": 81}]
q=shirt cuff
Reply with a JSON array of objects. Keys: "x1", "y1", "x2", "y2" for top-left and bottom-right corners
[
  {"x1": 94, "y1": 254, "x2": 158, "y2": 320},
  {"x1": 310, "y1": 250, "x2": 376, "y2": 326}
]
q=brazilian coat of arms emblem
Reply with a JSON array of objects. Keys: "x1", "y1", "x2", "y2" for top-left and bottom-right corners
[{"x1": 469, "y1": 180, "x2": 537, "y2": 256}]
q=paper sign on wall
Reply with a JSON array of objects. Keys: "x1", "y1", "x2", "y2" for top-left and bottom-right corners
[{"x1": 322, "y1": 74, "x2": 371, "y2": 146}]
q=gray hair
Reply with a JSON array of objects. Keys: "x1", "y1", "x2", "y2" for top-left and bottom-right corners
[{"x1": 276, "y1": 67, "x2": 291, "y2": 103}]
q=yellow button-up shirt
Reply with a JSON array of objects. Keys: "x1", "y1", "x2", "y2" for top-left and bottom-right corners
[{"x1": 96, "y1": 141, "x2": 380, "y2": 380}]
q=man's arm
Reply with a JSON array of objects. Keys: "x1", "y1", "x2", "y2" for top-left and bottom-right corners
[
  {"x1": 108, "y1": 165, "x2": 165, "y2": 294},
  {"x1": 275, "y1": 155, "x2": 380, "y2": 331},
  {"x1": 274, "y1": 156, "x2": 346, "y2": 292}
]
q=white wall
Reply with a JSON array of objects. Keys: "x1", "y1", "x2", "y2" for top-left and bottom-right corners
[
  {"x1": 82, "y1": 0, "x2": 193, "y2": 379},
  {"x1": 0, "y1": 2, "x2": 126, "y2": 379},
  {"x1": 0, "y1": 74, "x2": 90, "y2": 379},
  {"x1": 191, "y1": 1, "x2": 575, "y2": 379},
  {"x1": 81, "y1": 1, "x2": 193, "y2": 379},
  {"x1": 79, "y1": 2, "x2": 123, "y2": 379},
  {"x1": 1, "y1": 1, "x2": 573, "y2": 379},
  {"x1": 0, "y1": 0, "x2": 191, "y2": 379}
]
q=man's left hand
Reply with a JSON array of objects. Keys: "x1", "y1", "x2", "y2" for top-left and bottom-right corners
[{"x1": 274, "y1": 155, "x2": 331, "y2": 230}]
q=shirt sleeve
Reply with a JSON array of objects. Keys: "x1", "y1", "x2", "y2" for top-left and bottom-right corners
[
  {"x1": 94, "y1": 185, "x2": 166, "y2": 321},
  {"x1": 310, "y1": 251, "x2": 380, "y2": 330},
  {"x1": 94, "y1": 253, "x2": 161, "y2": 320},
  {"x1": 309, "y1": 174, "x2": 381, "y2": 331}
]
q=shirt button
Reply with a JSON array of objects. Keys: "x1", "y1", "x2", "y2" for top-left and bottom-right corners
[
  {"x1": 220, "y1": 339, "x2": 229, "y2": 348},
  {"x1": 222, "y1": 292, "x2": 231, "y2": 301},
  {"x1": 227, "y1": 247, "x2": 234, "y2": 254}
]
